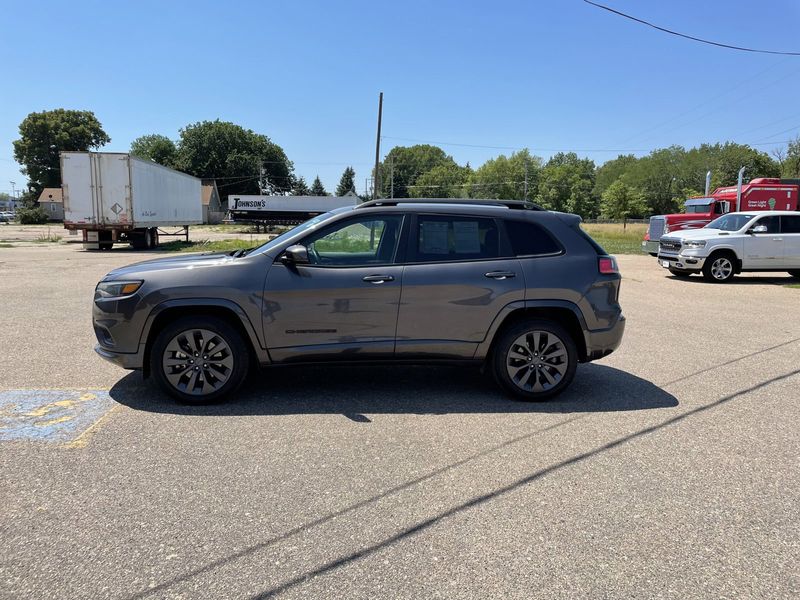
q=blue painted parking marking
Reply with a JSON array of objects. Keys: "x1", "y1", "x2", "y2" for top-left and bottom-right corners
[{"x1": 0, "y1": 390, "x2": 115, "y2": 443}]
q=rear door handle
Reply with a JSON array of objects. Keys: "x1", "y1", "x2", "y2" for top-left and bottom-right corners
[
  {"x1": 485, "y1": 271, "x2": 516, "y2": 280},
  {"x1": 362, "y1": 274, "x2": 395, "y2": 284}
]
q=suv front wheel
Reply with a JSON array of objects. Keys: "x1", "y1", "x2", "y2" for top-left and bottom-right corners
[
  {"x1": 150, "y1": 316, "x2": 249, "y2": 404},
  {"x1": 493, "y1": 319, "x2": 577, "y2": 401}
]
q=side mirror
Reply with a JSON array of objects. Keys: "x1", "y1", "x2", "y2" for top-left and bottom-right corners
[
  {"x1": 280, "y1": 244, "x2": 309, "y2": 264},
  {"x1": 751, "y1": 225, "x2": 768, "y2": 234}
]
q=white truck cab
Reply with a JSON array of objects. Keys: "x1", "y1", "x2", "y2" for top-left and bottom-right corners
[{"x1": 657, "y1": 211, "x2": 800, "y2": 282}]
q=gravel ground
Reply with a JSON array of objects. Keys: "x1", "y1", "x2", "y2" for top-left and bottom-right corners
[{"x1": 1, "y1": 244, "x2": 798, "y2": 599}]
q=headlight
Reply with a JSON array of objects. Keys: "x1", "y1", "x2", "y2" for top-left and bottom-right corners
[
  {"x1": 95, "y1": 280, "x2": 143, "y2": 298},
  {"x1": 683, "y1": 240, "x2": 706, "y2": 248}
]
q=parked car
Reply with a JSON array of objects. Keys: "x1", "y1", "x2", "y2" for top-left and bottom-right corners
[
  {"x1": 657, "y1": 211, "x2": 800, "y2": 282},
  {"x1": 92, "y1": 199, "x2": 625, "y2": 403},
  {"x1": 0, "y1": 211, "x2": 14, "y2": 223}
]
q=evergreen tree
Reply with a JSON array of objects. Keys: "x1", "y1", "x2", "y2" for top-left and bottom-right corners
[
  {"x1": 291, "y1": 176, "x2": 311, "y2": 195},
  {"x1": 310, "y1": 175, "x2": 327, "y2": 196},
  {"x1": 336, "y1": 166, "x2": 356, "y2": 196}
]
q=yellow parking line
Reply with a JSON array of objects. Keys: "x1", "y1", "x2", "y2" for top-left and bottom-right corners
[{"x1": 64, "y1": 404, "x2": 121, "y2": 449}]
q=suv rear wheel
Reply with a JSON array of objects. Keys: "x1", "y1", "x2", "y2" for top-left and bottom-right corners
[
  {"x1": 492, "y1": 319, "x2": 577, "y2": 401},
  {"x1": 150, "y1": 316, "x2": 249, "y2": 404}
]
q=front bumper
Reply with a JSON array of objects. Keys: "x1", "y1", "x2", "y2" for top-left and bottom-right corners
[
  {"x1": 95, "y1": 344, "x2": 144, "y2": 370},
  {"x1": 584, "y1": 315, "x2": 625, "y2": 361},
  {"x1": 642, "y1": 240, "x2": 659, "y2": 256},
  {"x1": 657, "y1": 253, "x2": 706, "y2": 272}
]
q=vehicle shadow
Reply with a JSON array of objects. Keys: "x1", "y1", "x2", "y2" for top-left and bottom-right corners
[
  {"x1": 667, "y1": 273, "x2": 799, "y2": 285},
  {"x1": 109, "y1": 363, "x2": 677, "y2": 417}
]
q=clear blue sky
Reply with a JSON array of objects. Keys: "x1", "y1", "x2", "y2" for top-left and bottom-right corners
[{"x1": 3, "y1": 0, "x2": 800, "y2": 197}]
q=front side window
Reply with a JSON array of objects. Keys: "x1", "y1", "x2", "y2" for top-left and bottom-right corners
[
  {"x1": 753, "y1": 216, "x2": 780, "y2": 233},
  {"x1": 413, "y1": 215, "x2": 499, "y2": 262},
  {"x1": 303, "y1": 215, "x2": 403, "y2": 266}
]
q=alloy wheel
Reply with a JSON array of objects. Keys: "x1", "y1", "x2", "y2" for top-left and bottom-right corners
[
  {"x1": 710, "y1": 257, "x2": 733, "y2": 280},
  {"x1": 505, "y1": 330, "x2": 569, "y2": 393},
  {"x1": 162, "y1": 328, "x2": 235, "y2": 396}
]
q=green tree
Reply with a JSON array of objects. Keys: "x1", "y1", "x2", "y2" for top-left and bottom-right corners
[
  {"x1": 600, "y1": 180, "x2": 648, "y2": 224},
  {"x1": 13, "y1": 109, "x2": 110, "y2": 197},
  {"x1": 535, "y1": 152, "x2": 597, "y2": 217},
  {"x1": 377, "y1": 145, "x2": 453, "y2": 198},
  {"x1": 130, "y1": 134, "x2": 177, "y2": 166},
  {"x1": 291, "y1": 176, "x2": 311, "y2": 195},
  {"x1": 335, "y1": 166, "x2": 356, "y2": 196},
  {"x1": 173, "y1": 120, "x2": 293, "y2": 197},
  {"x1": 467, "y1": 149, "x2": 541, "y2": 200},
  {"x1": 410, "y1": 162, "x2": 471, "y2": 198},
  {"x1": 776, "y1": 136, "x2": 800, "y2": 178},
  {"x1": 594, "y1": 154, "x2": 637, "y2": 197},
  {"x1": 310, "y1": 175, "x2": 327, "y2": 196}
]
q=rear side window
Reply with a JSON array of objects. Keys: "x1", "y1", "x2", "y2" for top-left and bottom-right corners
[
  {"x1": 413, "y1": 215, "x2": 499, "y2": 262},
  {"x1": 782, "y1": 215, "x2": 800, "y2": 233},
  {"x1": 504, "y1": 220, "x2": 561, "y2": 256}
]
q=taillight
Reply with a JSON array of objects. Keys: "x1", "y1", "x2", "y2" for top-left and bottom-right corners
[{"x1": 599, "y1": 256, "x2": 618, "y2": 274}]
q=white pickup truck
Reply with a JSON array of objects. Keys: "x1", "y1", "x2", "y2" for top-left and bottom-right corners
[{"x1": 657, "y1": 211, "x2": 800, "y2": 282}]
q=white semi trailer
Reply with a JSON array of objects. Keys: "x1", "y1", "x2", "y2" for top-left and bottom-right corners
[{"x1": 61, "y1": 151, "x2": 202, "y2": 250}]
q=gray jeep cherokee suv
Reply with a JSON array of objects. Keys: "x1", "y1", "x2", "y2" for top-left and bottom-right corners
[{"x1": 93, "y1": 199, "x2": 625, "y2": 403}]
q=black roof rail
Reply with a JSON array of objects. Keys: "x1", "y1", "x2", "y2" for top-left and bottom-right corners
[{"x1": 356, "y1": 198, "x2": 545, "y2": 211}]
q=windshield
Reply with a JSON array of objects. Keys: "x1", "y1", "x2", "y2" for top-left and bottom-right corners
[
  {"x1": 684, "y1": 198, "x2": 713, "y2": 214},
  {"x1": 705, "y1": 213, "x2": 755, "y2": 231},
  {"x1": 251, "y1": 207, "x2": 351, "y2": 254}
]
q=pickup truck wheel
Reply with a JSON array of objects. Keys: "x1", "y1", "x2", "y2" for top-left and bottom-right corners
[
  {"x1": 150, "y1": 316, "x2": 249, "y2": 404},
  {"x1": 668, "y1": 267, "x2": 691, "y2": 277},
  {"x1": 493, "y1": 319, "x2": 577, "y2": 401},
  {"x1": 702, "y1": 253, "x2": 735, "y2": 283}
]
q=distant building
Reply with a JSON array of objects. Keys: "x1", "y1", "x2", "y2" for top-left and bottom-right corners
[
  {"x1": 201, "y1": 182, "x2": 224, "y2": 224},
  {"x1": 37, "y1": 188, "x2": 64, "y2": 221}
]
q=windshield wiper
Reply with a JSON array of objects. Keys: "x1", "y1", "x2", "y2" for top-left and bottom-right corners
[{"x1": 231, "y1": 247, "x2": 255, "y2": 258}]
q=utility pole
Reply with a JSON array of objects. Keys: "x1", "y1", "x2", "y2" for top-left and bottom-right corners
[
  {"x1": 523, "y1": 160, "x2": 528, "y2": 200},
  {"x1": 390, "y1": 155, "x2": 394, "y2": 199},
  {"x1": 373, "y1": 92, "x2": 383, "y2": 200}
]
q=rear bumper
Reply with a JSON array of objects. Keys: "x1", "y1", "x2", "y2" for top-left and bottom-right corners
[
  {"x1": 584, "y1": 315, "x2": 625, "y2": 361},
  {"x1": 95, "y1": 344, "x2": 144, "y2": 370}
]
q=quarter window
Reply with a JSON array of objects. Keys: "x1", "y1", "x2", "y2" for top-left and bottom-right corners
[
  {"x1": 504, "y1": 220, "x2": 561, "y2": 256},
  {"x1": 413, "y1": 215, "x2": 499, "y2": 262}
]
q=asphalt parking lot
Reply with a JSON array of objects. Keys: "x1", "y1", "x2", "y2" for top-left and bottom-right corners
[{"x1": 1, "y1": 244, "x2": 798, "y2": 599}]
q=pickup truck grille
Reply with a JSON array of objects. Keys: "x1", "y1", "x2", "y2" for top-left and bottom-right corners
[
  {"x1": 648, "y1": 216, "x2": 666, "y2": 241},
  {"x1": 659, "y1": 239, "x2": 682, "y2": 253}
]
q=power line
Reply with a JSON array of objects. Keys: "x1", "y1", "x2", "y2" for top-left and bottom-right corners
[
  {"x1": 381, "y1": 135, "x2": 653, "y2": 153},
  {"x1": 583, "y1": 0, "x2": 800, "y2": 56}
]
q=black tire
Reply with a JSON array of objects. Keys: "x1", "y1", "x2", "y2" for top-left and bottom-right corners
[
  {"x1": 492, "y1": 319, "x2": 577, "y2": 401},
  {"x1": 702, "y1": 252, "x2": 736, "y2": 283},
  {"x1": 98, "y1": 242, "x2": 113, "y2": 251},
  {"x1": 668, "y1": 267, "x2": 691, "y2": 278},
  {"x1": 150, "y1": 316, "x2": 249, "y2": 404},
  {"x1": 129, "y1": 230, "x2": 146, "y2": 250},
  {"x1": 150, "y1": 228, "x2": 159, "y2": 249},
  {"x1": 789, "y1": 270, "x2": 800, "y2": 279}
]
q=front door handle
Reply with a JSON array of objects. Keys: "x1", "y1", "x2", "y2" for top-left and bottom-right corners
[
  {"x1": 485, "y1": 271, "x2": 516, "y2": 280},
  {"x1": 362, "y1": 274, "x2": 395, "y2": 284}
]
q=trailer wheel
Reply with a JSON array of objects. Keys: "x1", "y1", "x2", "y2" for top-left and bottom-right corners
[
  {"x1": 150, "y1": 228, "x2": 159, "y2": 249},
  {"x1": 99, "y1": 242, "x2": 113, "y2": 251}
]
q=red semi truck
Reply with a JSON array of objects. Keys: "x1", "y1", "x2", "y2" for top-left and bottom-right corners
[{"x1": 642, "y1": 174, "x2": 800, "y2": 255}]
